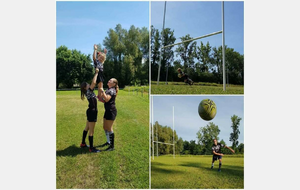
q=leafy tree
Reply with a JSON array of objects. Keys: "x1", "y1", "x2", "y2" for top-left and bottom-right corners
[
  {"x1": 196, "y1": 42, "x2": 212, "y2": 73},
  {"x1": 150, "y1": 25, "x2": 161, "y2": 82},
  {"x1": 56, "y1": 46, "x2": 93, "y2": 88},
  {"x1": 175, "y1": 34, "x2": 197, "y2": 70},
  {"x1": 161, "y1": 28, "x2": 176, "y2": 82},
  {"x1": 151, "y1": 121, "x2": 179, "y2": 155},
  {"x1": 176, "y1": 137, "x2": 184, "y2": 154},
  {"x1": 230, "y1": 115, "x2": 242, "y2": 149},
  {"x1": 237, "y1": 143, "x2": 244, "y2": 154},
  {"x1": 196, "y1": 122, "x2": 220, "y2": 155}
]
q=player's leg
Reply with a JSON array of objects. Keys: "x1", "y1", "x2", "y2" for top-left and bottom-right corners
[
  {"x1": 211, "y1": 156, "x2": 216, "y2": 169},
  {"x1": 87, "y1": 110, "x2": 100, "y2": 153},
  {"x1": 88, "y1": 121, "x2": 100, "y2": 153},
  {"x1": 218, "y1": 157, "x2": 222, "y2": 172},
  {"x1": 80, "y1": 120, "x2": 89, "y2": 148},
  {"x1": 99, "y1": 118, "x2": 110, "y2": 147},
  {"x1": 104, "y1": 118, "x2": 115, "y2": 151}
]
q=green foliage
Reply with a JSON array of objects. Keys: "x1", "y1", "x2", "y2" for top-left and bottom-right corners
[
  {"x1": 151, "y1": 121, "x2": 183, "y2": 155},
  {"x1": 56, "y1": 46, "x2": 94, "y2": 88},
  {"x1": 230, "y1": 115, "x2": 242, "y2": 149},
  {"x1": 151, "y1": 26, "x2": 244, "y2": 85},
  {"x1": 197, "y1": 122, "x2": 220, "y2": 154},
  {"x1": 57, "y1": 24, "x2": 149, "y2": 89},
  {"x1": 103, "y1": 24, "x2": 149, "y2": 87}
]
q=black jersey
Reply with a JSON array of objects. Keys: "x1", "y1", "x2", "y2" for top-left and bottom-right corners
[
  {"x1": 104, "y1": 88, "x2": 117, "y2": 111},
  {"x1": 179, "y1": 71, "x2": 188, "y2": 79},
  {"x1": 212, "y1": 143, "x2": 225, "y2": 154},
  {"x1": 93, "y1": 59, "x2": 104, "y2": 72},
  {"x1": 85, "y1": 88, "x2": 97, "y2": 110}
]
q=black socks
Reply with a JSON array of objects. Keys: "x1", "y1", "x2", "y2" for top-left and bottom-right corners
[
  {"x1": 89, "y1": 135, "x2": 94, "y2": 149},
  {"x1": 82, "y1": 130, "x2": 88, "y2": 144}
]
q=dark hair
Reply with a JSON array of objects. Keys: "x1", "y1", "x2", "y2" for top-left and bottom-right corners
[{"x1": 80, "y1": 82, "x2": 88, "y2": 100}]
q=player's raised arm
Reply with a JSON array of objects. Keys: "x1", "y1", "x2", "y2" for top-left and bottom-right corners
[
  {"x1": 225, "y1": 145, "x2": 235, "y2": 153},
  {"x1": 90, "y1": 68, "x2": 99, "y2": 90},
  {"x1": 93, "y1": 44, "x2": 97, "y2": 60}
]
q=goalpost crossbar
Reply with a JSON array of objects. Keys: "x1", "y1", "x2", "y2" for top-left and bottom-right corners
[
  {"x1": 153, "y1": 141, "x2": 175, "y2": 146},
  {"x1": 162, "y1": 30, "x2": 222, "y2": 49}
]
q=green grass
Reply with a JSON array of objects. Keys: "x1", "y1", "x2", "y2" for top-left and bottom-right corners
[
  {"x1": 151, "y1": 81, "x2": 244, "y2": 94},
  {"x1": 56, "y1": 90, "x2": 149, "y2": 189},
  {"x1": 151, "y1": 155, "x2": 244, "y2": 189}
]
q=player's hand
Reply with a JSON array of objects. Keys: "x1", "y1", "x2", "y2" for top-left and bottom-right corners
[
  {"x1": 95, "y1": 68, "x2": 99, "y2": 73},
  {"x1": 100, "y1": 88, "x2": 104, "y2": 92},
  {"x1": 94, "y1": 44, "x2": 97, "y2": 50},
  {"x1": 232, "y1": 150, "x2": 235, "y2": 153},
  {"x1": 220, "y1": 153, "x2": 224, "y2": 156}
]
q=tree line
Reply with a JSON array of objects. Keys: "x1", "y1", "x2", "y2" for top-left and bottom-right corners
[
  {"x1": 56, "y1": 24, "x2": 149, "y2": 88},
  {"x1": 151, "y1": 25, "x2": 244, "y2": 85},
  {"x1": 151, "y1": 115, "x2": 243, "y2": 156}
]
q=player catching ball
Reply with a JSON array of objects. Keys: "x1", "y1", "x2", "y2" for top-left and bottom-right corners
[
  {"x1": 177, "y1": 68, "x2": 194, "y2": 85},
  {"x1": 93, "y1": 44, "x2": 107, "y2": 102},
  {"x1": 79, "y1": 68, "x2": 101, "y2": 153},
  {"x1": 211, "y1": 139, "x2": 235, "y2": 172}
]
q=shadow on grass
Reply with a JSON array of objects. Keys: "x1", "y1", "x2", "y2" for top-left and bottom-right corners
[
  {"x1": 151, "y1": 162, "x2": 183, "y2": 175},
  {"x1": 56, "y1": 144, "x2": 89, "y2": 157},
  {"x1": 179, "y1": 161, "x2": 244, "y2": 178}
]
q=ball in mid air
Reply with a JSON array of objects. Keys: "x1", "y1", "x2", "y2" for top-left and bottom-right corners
[{"x1": 198, "y1": 99, "x2": 217, "y2": 121}]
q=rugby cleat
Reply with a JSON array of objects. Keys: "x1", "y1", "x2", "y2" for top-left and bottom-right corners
[
  {"x1": 80, "y1": 143, "x2": 89, "y2": 148},
  {"x1": 89, "y1": 148, "x2": 101, "y2": 153}
]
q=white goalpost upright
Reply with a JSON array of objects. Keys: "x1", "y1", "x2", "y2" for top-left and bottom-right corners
[
  {"x1": 156, "y1": 1, "x2": 226, "y2": 91},
  {"x1": 151, "y1": 101, "x2": 175, "y2": 160}
]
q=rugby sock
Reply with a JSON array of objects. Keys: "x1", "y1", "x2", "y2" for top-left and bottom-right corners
[
  {"x1": 105, "y1": 130, "x2": 110, "y2": 144},
  {"x1": 108, "y1": 131, "x2": 114, "y2": 148},
  {"x1": 82, "y1": 130, "x2": 88, "y2": 144},
  {"x1": 110, "y1": 133, "x2": 114, "y2": 148},
  {"x1": 89, "y1": 136, "x2": 94, "y2": 149},
  {"x1": 219, "y1": 162, "x2": 222, "y2": 170}
]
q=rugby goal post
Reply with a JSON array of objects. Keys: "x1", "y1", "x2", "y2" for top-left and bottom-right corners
[
  {"x1": 151, "y1": 96, "x2": 175, "y2": 160},
  {"x1": 156, "y1": 1, "x2": 226, "y2": 91}
]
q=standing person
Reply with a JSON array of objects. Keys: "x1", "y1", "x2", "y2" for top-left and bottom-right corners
[
  {"x1": 177, "y1": 68, "x2": 194, "y2": 85},
  {"x1": 93, "y1": 44, "x2": 107, "y2": 102},
  {"x1": 80, "y1": 68, "x2": 101, "y2": 153},
  {"x1": 211, "y1": 139, "x2": 235, "y2": 172},
  {"x1": 98, "y1": 78, "x2": 119, "y2": 151}
]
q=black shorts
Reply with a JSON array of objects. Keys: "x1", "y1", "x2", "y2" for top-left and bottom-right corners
[
  {"x1": 96, "y1": 71, "x2": 105, "y2": 83},
  {"x1": 212, "y1": 155, "x2": 222, "y2": 161},
  {"x1": 86, "y1": 109, "x2": 98, "y2": 122},
  {"x1": 104, "y1": 109, "x2": 117, "y2": 120}
]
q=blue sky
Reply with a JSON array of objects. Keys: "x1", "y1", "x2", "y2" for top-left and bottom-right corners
[
  {"x1": 151, "y1": 1, "x2": 244, "y2": 55},
  {"x1": 151, "y1": 96, "x2": 244, "y2": 146},
  {"x1": 56, "y1": 1, "x2": 149, "y2": 57}
]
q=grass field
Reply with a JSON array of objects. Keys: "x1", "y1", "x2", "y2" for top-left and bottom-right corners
[
  {"x1": 151, "y1": 81, "x2": 244, "y2": 94},
  {"x1": 56, "y1": 90, "x2": 149, "y2": 189},
  {"x1": 151, "y1": 155, "x2": 244, "y2": 189}
]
